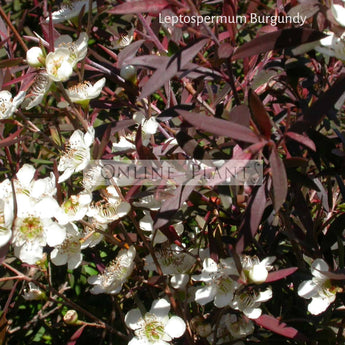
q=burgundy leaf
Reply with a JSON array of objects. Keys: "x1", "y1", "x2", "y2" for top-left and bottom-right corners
[
  {"x1": 117, "y1": 39, "x2": 146, "y2": 68},
  {"x1": 227, "y1": 104, "x2": 251, "y2": 127},
  {"x1": 233, "y1": 28, "x2": 325, "y2": 60},
  {"x1": 139, "y1": 38, "x2": 208, "y2": 100},
  {"x1": 265, "y1": 267, "x2": 298, "y2": 283},
  {"x1": 320, "y1": 270, "x2": 345, "y2": 280},
  {"x1": 236, "y1": 182, "x2": 267, "y2": 253},
  {"x1": 248, "y1": 89, "x2": 272, "y2": 139},
  {"x1": 218, "y1": 43, "x2": 234, "y2": 59},
  {"x1": 0, "y1": 128, "x2": 24, "y2": 148},
  {"x1": 255, "y1": 314, "x2": 306, "y2": 341},
  {"x1": 0, "y1": 58, "x2": 23, "y2": 68},
  {"x1": 175, "y1": 130, "x2": 211, "y2": 160},
  {"x1": 67, "y1": 325, "x2": 86, "y2": 345},
  {"x1": 108, "y1": 0, "x2": 170, "y2": 14},
  {"x1": 178, "y1": 109, "x2": 260, "y2": 143},
  {"x1": 286, "y1": 131, "x2": 316, "y2": 151},
  {"x1": 269, "y1": 146, "x2": 288, "y2": 212},
  {"x1": 153, "y1": 184, "x2": 195, "y2": 230}
]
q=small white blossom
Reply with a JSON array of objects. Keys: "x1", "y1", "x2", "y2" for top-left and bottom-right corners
[
  {"x1": 298, "y1": 258, "x2": 341, "y2": 315},
  {"x1": 125, "y1": 298, "x2": 186, "y2": 345},
  {"x1": 192, "y1": 257, "x2": 239, "y2": 308},
  {"x1": 240, "y1": 255, "x2": 275, "y2": 284},
  {"x1": 45, "y1": 48, "x2": 74, "y2": 82},
  {"x1": 316, "y1": 32, "x2": 345, "y2": 61},
  {"x1": 58, "y1": 127, "x2": 94, "y2": 183},
  {"x1": 0, "y1": 90, "x2": 25, "y2": 119},
  {"x1": 112, "y1": 133, "x2": 136, "y2": 152},
  {"x1": 229, "y1": 287, "x2": 272, "y2": 319},
  {"x1": 145, "y1": 244, "x2": 195, "y2": 289},
  {"x1": 133, "y1": 112, "x2": 159, "y2": 146},
  {"x1": 66, "y1": 77, "x2": 106, "y2": 105},
  {"x1": 57, "y1": 191, "x2": 92, "y2": 224},
  {"x1": 46, "y1": 33, "x2": 88, "y2": 82},
  {"x1": 88, "y1": 246, "x2": 136, "y2": 294},
  {"x1": 46, "y1": 1, "x2": 97, "y2": 24},
  {"x1": 50, "y1": 223, "x2": 85, "y2": 270},
  {"x1": 13, "y1": 193, "x2": 66, "y2": 265},
  {"x1": 111, "y1": 26, "x2": 135, "y2": 50},
  {"x1": 331, "y1": 3, "x2": 345, "y2": 27}
]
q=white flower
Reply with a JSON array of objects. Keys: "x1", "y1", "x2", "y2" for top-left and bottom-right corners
[
  {"x1": 66, "y1": 77, "x2": 106, "y2": 105},
  {"x1": 88, "y1": 246, "x2": 136, "y2": 294},
  {"x1": 12, "y1": 193, "x2": 66, "y2": 265},
  {"x1": 229, "y1": 287, "x2": 272, "y2": 319},
  {"x1": 22, "y1": 283, "x2": 46, "y2": 300},
  {"x1": 22, "y1": 72, "x2": 52, "y2": 110},
  {"x1": 58, "y1": 127, "x2": 94, "y2": 183},
  {"x1": 298, "y1": 258, "x2": 341, "y2": 315},
  {"x1": 316, "y1": 32, "x2": 345, "y2": 61},
  {"x1": 46, "y1": 1, "x2": 97, "y2": 24},
  {"x1": 0, "y1": 90, "x2": 25, "y2": 119},
  {"x1": 225, "y1": 314, "x2": 254, "y2": 340},
  {"x1": 111, "y1": 26, "x2": 135, "y2": 50},
  {"x1": 133, "y1": 112, "x2": 159, "y2": 146},
  {"x1": 145, "y1": 244, "x2": 195, "y2": 289},
  {"x1": 112, "y1": 133, "x2": 136, "y2": 153},
  {"x1": 46, "y1": 33, "x2": 88, "y2": 82},
  {"x1": 125, "y1": 298, "x2": 186, "y2": 345},
  {"x1": 54, "y1": 33, "x2": 88, "y2": 64},
  {"x1": 83, "y1": 162, "x2": 108, "y2": 191},
  {"x1": 87, "y1": 186, "x2": 131, "y2": 224},
  {"x1": 0, "y1": 194, "x2": 14, "y2": 248},
  {"x1": 57, "y1": 191, "x2": 92, "y2": 224},
  {"x1": 140, "y1": 211, "x2": 167, "y2": 245},
  {"x1": 331, "y1": 4, "x2": 345, "y2": 27},
  {"x1": 13, "y1": 164, "x2": 56, "y2": 200},
  {"x1": 240, "y1": 255, "x2": 275, "y2": 284},
  {"x1": 45, "y1": 48, "x2": 74, "y2": 82},
  {"x1": 26, "y1": 47, "x2": 45, "y2": 67},
  {"x1": 50, "y1": 223, "x2": 85, "y2": 270},
  {"x1": 192, "y1": 257, "x2": 239, "y2": 308}
]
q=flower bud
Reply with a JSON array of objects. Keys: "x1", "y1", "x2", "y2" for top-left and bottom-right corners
[
  {"x1": 26, "y1": 47, "x2": 45, "y2": 68},
  {"x1": 63, "y1": 310, "x2": 79, "y2": 325},
  {"x1": 120, "y1": 65, "x2": 137, "y2": 82}
]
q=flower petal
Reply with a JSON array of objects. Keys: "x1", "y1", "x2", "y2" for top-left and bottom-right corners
[
  {"x1": 125, "y1": 308, "x2": 142, "y2": 330},
  {"x1": 150, "y1": 298, "x2": 170, "y2": 318},
  {"x1": 165, "y1": 316, "x2": 186, "y2": 338},
  {"x1": 195, "y1": 285, "x2": 217, "y2": 305},
  {"x1": 298, "y1": 280, "x2": 318, "y2": 299},
  {"x1": 308, "y1": 296, "x2": 332, "y2": 315}
]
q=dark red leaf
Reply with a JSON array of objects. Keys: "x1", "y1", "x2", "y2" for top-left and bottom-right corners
[
  {"x1": 178, "y1": 109, "x2": 260, "y2": 144},
  {"x1": 255, "y1": 314, "x2": 306, "y2": 341},
  {"x1": 265, "y1": 267, "x2": 298, "y2": 283},
  {"x1": 248, "y1": 89, "x2": 272, "y2": 139},
  {"x1": 227, "y1": 104, "x2": 250, "y2": 127},
  {"x1": 0, "y1": 58, "x2": 23, "y2": 68},
  {"x1": 139, "y1": 38, "x2": 208, "y2": 100},
  {"x1": 108, "y1": 0, "x2": 170, "y2": 14},
  {"x1": 67, "y1": 325, "x2": 86, "y2": 345},
  {"x1": 218, "y1": 43, "x2": 234, "y2": 59},
  {"x1": 236, "y1": 182, "x2": 267, "y2": 253},
  {"x1": 0, "y1": 128, "x2": 24, "y2": 148},
  {"x1": 286, "y1": 131, "x2": 316, "y2": 151},
  {"x1": 233, "y1": 28, "x2": 325, "y2": 60},
  {"x1": 118, "y1": 39, "x2": 145, "y2": 68},
  {"x1": 269, "y1": 146, "x2": 288, "y2": 212}
]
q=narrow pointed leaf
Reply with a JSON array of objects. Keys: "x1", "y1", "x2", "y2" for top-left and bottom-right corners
[
  {"x1": 67, "y1": 325, "x2": 86, "y2": 345},
  {"x1": 248, "y1": 89, "x2": 272, "y2": 139},
  {"x1": 236, "y1": 182, "x2": 267, "y2": 253},
  {"x1": 265, "y1": 267, "x2": 298, "y2": 283},
  {"x1": 255, "y1": 314, "x2": 306, "y2": 341},
  {"x1": 286, "y1": 131, "x2": 316, "y2": 151},
  {"x1": 109, "y1": 0, "x2": 170, "y2": 14},
  {"x1": 233, "y1": 28, "x2": 325, "y2": 60},
  {"x1": 178, "y1": 110, "x2": 260, "y2": 143},
  {"x1": 139, "y1": 38, "x2": 208, "y2": 100},
  {"x1": 270, "y1": 146, "x2": 288, "y2": 212}
]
